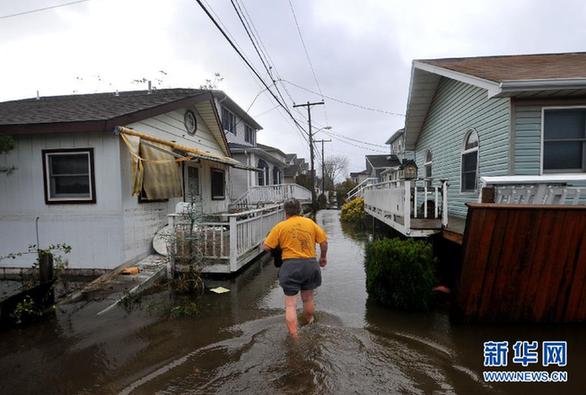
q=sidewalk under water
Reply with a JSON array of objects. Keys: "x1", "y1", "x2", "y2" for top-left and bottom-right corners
[{"x1": 0, "y1": 210, "x2": 585, "y2": 394}]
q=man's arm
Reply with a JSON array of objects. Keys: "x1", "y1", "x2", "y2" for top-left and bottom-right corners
[
  {"x1": 262, "y1": 242, "x2": 272, "y2": 252},
  {"x1": 319, "y1": 241, "x2": 328, "y2": 267}
]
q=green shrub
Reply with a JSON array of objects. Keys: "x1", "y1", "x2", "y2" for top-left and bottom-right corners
[
  {"x1": 340, "y1": 197, "x2": 365, "y2": 223},
  {"x1": 365, "y1": 238, "x2": 435, "y2": 311}
]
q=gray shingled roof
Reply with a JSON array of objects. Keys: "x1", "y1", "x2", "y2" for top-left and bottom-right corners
[
  {"x1": 0, "y1": 88, "x2": 209, "y2": 125},
  {"x1": 366, "y1": 154, "x2": 401, "y2": 168}
]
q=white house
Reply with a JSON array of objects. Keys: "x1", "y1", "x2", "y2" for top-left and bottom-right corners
[
  {"x1": 212, "y1": 91, "x2": 288, "y2": 201},
  {"x1": 0, "y1": 88, "x2": 254, "y2": 271}
]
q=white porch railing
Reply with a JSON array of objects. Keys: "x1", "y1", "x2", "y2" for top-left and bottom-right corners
[
  {"x1": 346, "y1": 177, "x2": 377, "y2": 200},
  {"x1": 363, "y1": 178, "x2": 448, "y2": 237},
  {"x1": 480, "y1": 175, "x2": 586, "y2": 205},
  {"x1": 231, "y1": 183, "x2": 311, "y2": 209},
  {"x1": 168, "y1": 204, "x2": 284, "y2": 273}
]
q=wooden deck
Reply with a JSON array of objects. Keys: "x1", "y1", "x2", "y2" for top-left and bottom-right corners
[
  {"x1": 452, "y1": 202, "x2": 586, "y2": 322},
  {"x1": 441, "y1": 216, "x2": 466, "y2": 244}
]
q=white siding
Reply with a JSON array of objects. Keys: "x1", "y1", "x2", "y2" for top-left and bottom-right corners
[
  {"x1": 0, "y1": 132, "x2": 124, "y2": 269},
  {"x1": 127, "y1": 106, "x2": 224, "y2": 156}
]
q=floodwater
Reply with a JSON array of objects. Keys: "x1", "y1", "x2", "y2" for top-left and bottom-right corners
[{"x1": 1, "y1": 210, "x2": 585, "y2": 394}]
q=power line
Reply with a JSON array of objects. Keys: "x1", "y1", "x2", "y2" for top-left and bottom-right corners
[
  {"x1": 321, "y1": 130, "x2": 388, "y2": 153},
  {"x1": 280, "y1": 79, "x2": 405, "y2": 117},
  {"x1": 0, "y1": 0, "x2": 92, "y2": 19},
  {"x1": 194, "y1": 0, "x2": 311, "y2": 142},
  {"x1": 325, "y1": 129, "x2": 388, "y2": 148},
  {"x1": 235, "y1": 1, "x2": 315, "y2": 136},
  {"x1": 287, "y1": 0, "x2": 327, "y2": 124}
]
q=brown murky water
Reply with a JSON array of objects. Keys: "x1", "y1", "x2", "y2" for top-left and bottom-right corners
[{"x1": 0, "y1": 210, "x2": 585, "y2": 394}]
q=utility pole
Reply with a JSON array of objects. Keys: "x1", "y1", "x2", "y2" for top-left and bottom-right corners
[
  {"x1": 314, "y1": 139, "x2": 332, "y2": 196},
  {"x1": 293, "y1": 100, "x2": 324, "y2": 211}
]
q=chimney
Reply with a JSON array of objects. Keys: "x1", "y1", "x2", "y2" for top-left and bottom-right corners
[
  {"x1": 147, "y1": 80, "x2": 152, "y2": 94},
  {"x1": 36, "y1": 90, "x2": 40, "y2": 100}
]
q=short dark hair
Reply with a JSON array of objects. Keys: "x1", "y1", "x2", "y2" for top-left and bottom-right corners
[{"x1": 284, "y1": 198, "x2": 301, "y2": 216}]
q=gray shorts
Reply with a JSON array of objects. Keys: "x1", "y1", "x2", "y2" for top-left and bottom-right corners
[{"x1": 278, "y1": 258, "x2": 322, "y2": 296}]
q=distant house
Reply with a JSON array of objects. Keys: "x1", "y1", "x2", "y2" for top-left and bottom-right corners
[
  {"x1": 283, "y1": 154, "x2": 309, "y2": 183},
  {"x1": 0, "y1": 88, "x2": 248, "y2": 270},
  {"x1": 213, "y1": 91, "x2": 289, "y2": 200},
  {"x1": 350, "y1": 170, "x2": 369, "y2": 184},
  {"x1": 403, "y1": 52, "x2": 586, "y2": 218},
  {"x1": 365, "y1": 154, "x2": 401, "y2": 181}
]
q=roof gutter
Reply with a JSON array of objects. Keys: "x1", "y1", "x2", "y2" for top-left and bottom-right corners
[{"x1": 494, "y1": 78, "x2": 586, "y2": 97}]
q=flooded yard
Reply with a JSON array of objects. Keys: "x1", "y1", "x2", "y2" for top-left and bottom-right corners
[{"x1": 0, "y1": 210, "x2": 585, "y2": 394}]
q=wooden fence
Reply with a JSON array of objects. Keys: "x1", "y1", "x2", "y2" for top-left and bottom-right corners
[{"x1": 453, "y1": 202, "x2": 586, "y2": 322}]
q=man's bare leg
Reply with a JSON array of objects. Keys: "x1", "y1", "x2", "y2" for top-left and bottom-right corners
[
  {"x1": 300, "y1": 290, "x2": 315, "y2": 323},
  {"x1": 284, "y1": 295, "x2": 298, "y2": 337}
]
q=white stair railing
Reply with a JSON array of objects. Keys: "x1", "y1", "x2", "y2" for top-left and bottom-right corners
[
  {"x1": 231, "y1": 183, "x2": 312, "y2": 209},
  {"x1": 346, "y1": 177, "x2": 378, "y2": 200}
]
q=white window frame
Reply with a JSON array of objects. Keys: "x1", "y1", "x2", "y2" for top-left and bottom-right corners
[
  {"x1": 210, "y1": 168, "x2": 226, "y2": 200},
  {"x1": 244, "y1": 124, "x2": 255, "y2": 145},
  {"x1": 43, "y1": 148, "x2": 95, "y2": 204},
  {"x1": 540, "y1": 105, "x2": 586, "y2": 175},
  {"x1": 424, "y1": 149, "x2": 433, "y2": 179},
  {"x1": 460, "y1": 129, "x2": 479, "y2": 193},
  {"x1": 221, "y1": 107, "x2": 237, "y2": 134}
]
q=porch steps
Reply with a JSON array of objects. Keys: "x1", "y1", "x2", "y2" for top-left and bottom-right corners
[{"x1": 63, "y1": 254, "x2": 167, "y2": 315}]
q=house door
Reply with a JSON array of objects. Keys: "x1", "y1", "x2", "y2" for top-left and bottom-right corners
[{"x1": 186, "y1": 166, "x2": 200, "y2": 201}]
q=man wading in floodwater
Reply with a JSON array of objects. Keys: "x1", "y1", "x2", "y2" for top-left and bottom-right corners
[{"x1": 263, "y1": 198, "x2": 328, "y2": 337}]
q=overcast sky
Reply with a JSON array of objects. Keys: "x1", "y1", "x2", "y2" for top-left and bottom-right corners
[{"x1": 1, "y1": 0, "x2": 586, "y2": 174}]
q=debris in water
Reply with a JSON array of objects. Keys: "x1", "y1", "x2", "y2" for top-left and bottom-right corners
[
  {"x1": 121, "y1": 267, "x2": 140, "y2": 275},
  {"x1": 209, "y1": 287, "x2": 230, "y2": 294}
]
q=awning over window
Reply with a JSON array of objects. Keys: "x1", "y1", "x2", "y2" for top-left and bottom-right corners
[
  {"x1": 116, "y1": 126, "x2": 255, "y2": 170},
  {"x1": 117, "y1": 126, "x2": 258, "y2": 199},
  {"x1": 120, "y1": 132, "x2": 183, "y2": 199}
]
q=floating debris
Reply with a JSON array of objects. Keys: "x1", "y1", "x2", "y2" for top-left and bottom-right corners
[{"x1": 209, "y1": 287, "x2": 230, "y2": 294}]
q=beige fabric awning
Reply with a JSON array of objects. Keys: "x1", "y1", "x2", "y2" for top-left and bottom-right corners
[
  {"x1": 116, "y1": 126, "x2": 256, "y2": 170},
  {"x1": 120, "y1": 132, "x2": 183, "y2": 199}
]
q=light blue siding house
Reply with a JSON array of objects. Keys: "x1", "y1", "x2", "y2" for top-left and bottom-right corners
[
  {"x1": 404, "y1": 52, "x2": 586, "y2": 220},
  {"x1": 356, "y1": 52, "x2": 586, "y2": 237}
]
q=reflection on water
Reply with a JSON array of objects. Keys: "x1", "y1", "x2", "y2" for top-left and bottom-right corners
[{"x1": 0, "y1": 210, "x2": 585, "y2": 394}]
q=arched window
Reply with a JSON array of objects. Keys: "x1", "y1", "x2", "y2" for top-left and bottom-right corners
[
  {"x1": 257, "y1": 159, "x2": 268, "y2": 186},
  {"x1": 461, "y1": 129, "x2": 479, "y2": 192},
  {"x1": 424, "y1": 149, "x2": 433, "y2": 180}
]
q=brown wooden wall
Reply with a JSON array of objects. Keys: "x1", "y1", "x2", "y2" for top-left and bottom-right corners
[{"x1": 453, "y1": 203, "x2": 586, "y2": 322}]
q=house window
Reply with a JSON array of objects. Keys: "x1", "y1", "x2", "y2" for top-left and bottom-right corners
[
  {"x1": 257, "y1": 159, "x2": 268, "y2": 186},
  {"x1": 221, "y1": 107, "x2": 237, "y2": 134},
  {"x1": 424, "y1": 150, "x2": 433, "y2": 179},
  {"x1": 461, "y1": 129, "x2": 479, "y2": 192},
  {"x1": 272, "y1": 167, "x2": 281, "y2": 185},
  {"x1": 244, "y1": 125, "x2": 255, "y2": 144},
  {"x1": 42, "y1": 148, "x2": 95, "y2": 204},
  {"x1": 187, "y1": 166, "x2": 200, "y2": 199},
  {"x1": 211, "y1": 168, "x2": 225, "y2": 200},
  {"x1": 543, "y1": 108, "x2": 586, "y2": 173}
]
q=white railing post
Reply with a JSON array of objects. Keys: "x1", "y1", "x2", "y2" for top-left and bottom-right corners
[
  {"x1": 441, "y1": 180, "x2": 448, "y2": 227},
  {"x1": 434, "y1": 186, "x2": 439, "y2": 219},
  {"x1": 424, "y1": 183, "x2": 428, "y2": 219},
  {"x1": 229, "y1": 215, "x2": 238, "y2": 272},
  {"x1": 413, "y1": 181, "x2": 418, "y2": 218},
  {"x1": 404, "y1": 180, "x2": 411, "y2": 235}
]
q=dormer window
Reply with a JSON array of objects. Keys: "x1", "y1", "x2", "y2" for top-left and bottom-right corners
[{"x1": 221, "y1": 107, "x2": 236, "y2": 134}]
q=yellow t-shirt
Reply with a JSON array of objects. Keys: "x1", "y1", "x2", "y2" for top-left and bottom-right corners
[{"x1": 264, "y1": 216, "x2": 328, "y2": 260}]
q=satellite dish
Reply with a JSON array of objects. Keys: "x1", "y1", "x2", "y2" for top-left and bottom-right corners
[{"x1": 153, "y1": 224, "x2": 172, "y2": 256}]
